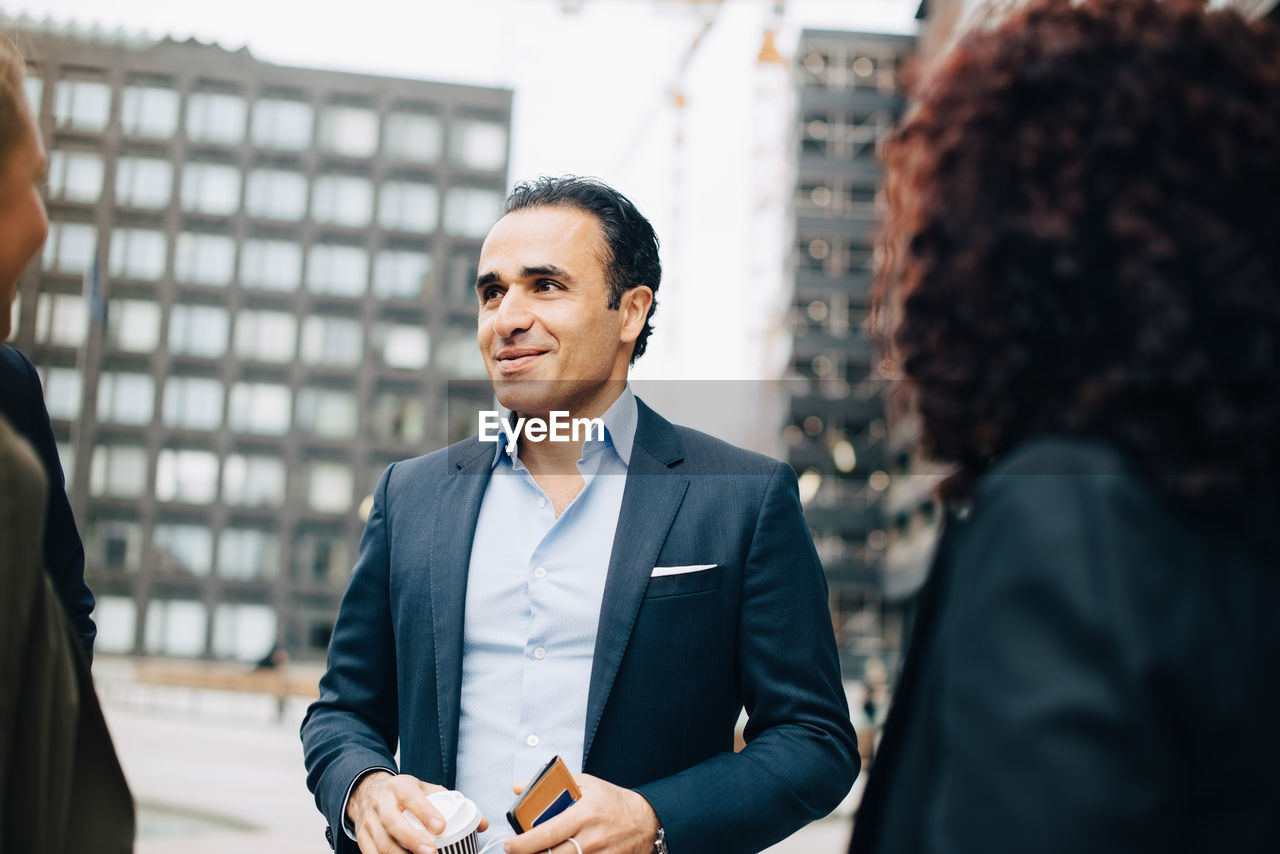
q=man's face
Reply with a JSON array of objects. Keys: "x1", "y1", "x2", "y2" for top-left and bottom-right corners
[
  {"x1": 476, "y1": 205, "x2": 651, "y2": 420},
  {"x1": 0, "y1": 93, "x2": 49, "y2": 341}
]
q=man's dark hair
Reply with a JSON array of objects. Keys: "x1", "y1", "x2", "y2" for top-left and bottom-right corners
[{"x1": 504, "y1": 175, "x2": 660, "y2": 361}]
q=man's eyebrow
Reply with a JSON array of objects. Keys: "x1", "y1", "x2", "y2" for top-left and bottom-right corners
[
  {"x1": 475, "y1": 271, "x2": 501, "y2": 291},
  {"x1": 522, "y1": 265, "x2": 574, "y2": 282}
]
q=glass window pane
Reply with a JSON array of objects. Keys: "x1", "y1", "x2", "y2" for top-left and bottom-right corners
[
  {"x1": 97, "y1": 371, "x2": 155, "y2": 425},
  {"x1": 306, "y1": 244, "x2": 367, "y2": 297},
  {"x1": 53, "y1": 80, "x2": 111, "y2": 132},
  {"x1": 443, "y1": 187, "x2": 503, "y2": 238},
  {"x1": 34, "y1": 292, "x2": 88, "y2": 347},
  {"x1": 174, "y1": 232, "x2": 235, "y2": 286},
  {"x1": 104, "y1": 299, "x2": 161, "y2": 352},
  {"x1": 23, "y1": 76, "x2": 42, "y2": 114},
  {"x1": 228, "y1": 382, "x2": 291, "y2": 435},
  {"x1": 223, "y1": 454, "x2": 286, "y2": 507},
  {"x1": 379, "y1": 181, "x2": 438, "y2": 233},
  {"x1": 163, "y1": 375, "x2": 224, "y2": 430},
  {"x1": 241, "y1": 239, "x2": 301, "y2": 291},
  {"x1": 307, "y1": 461, "x2": 352, "y2": 514},
  {"x1": 47, "y1": 150, "x2": 104, "y2": 203},
  {"x1": 234, "y1": 310, "x2": 297, "y2": 363},
  {"x1": 182, "y1": 161, "x2": 242, "y2": 215},
  {"x1": 43, "y1": 367, "x2": 82, "y2": 420},
  {"x1": 116, "y1": 156, "x2": 173, "y2": 208},
  {"x1": 300, "y1": 316, "x2": 362, "y2": 367},
  {"x1": 108, "y1": 227, "x2": 166, "y2": 280},
  {"x1": 122, "y1": 85, "x2": 179, "y2": 137},
  {"x1": 152, "y1": 522, "x2": 213, "y2": 576},
  {"x1": 292, "y1": 529, "x2": 352, "y2": 584},
  {"x1": 437, "y1": 328, "x2": 486, "y2": 379},
  {"x1": 89, "y1": 445, "x2": 149, "y2": 498},
  {"x1": 318, "y1": 105, "x2": 378, "y2": 157},
  {"x1": 251, "y1": 98, "x2": 313, "y2": 150},
  {"x1": 375, "y1": 323, "x2": 429, "y2": 370},
  {"x1": 145, "y1": 599, "x2": 207, "y2": 657},
  {"x1": 312, "y1": 175, "x2": 372, "y2": 227},
  {"x1": 244, "y1": 168, "x2": 308, "y2": 220},
  {"x1": 94, "y1": 595, "x2": 137, "y2": 653},
  {"x1": 446, "y1": 251, "x2": 480, "y2": 303},
  {"x1": 212, "y1": 604, "x2": 278, "y2": 661},
  {"x1": 371, "y1": 390, "x2": 425, "y2": 444},
  {"x1": 450, "y1": 119, "x2": 507, "y2": 171},
  {"x1": 168, "y1": 304, "x2": 229, "y2": 357},
  {"x1": 88, "y1": 520, "x2": 145, "y2": 574},
  {"x1": 295, "y1": 386, "x2": 358, "y2": 439},
  {"x1": 373, "y1": 250, "x2": 431, "y2": 300},
  {"x1": 41, "y1": 221, "x2": 97, "y2": 275},
  {"x1": 383, "y1": 111, "x2": 442, "y2": 163},
  {"x1": 155, "y1": 448, "x2": 219, "y2": 504},
  {"x1": 187, "y1": 92, "x2": 246, "y2": 145},
  {"x1": 218, "y1": 529, "x2": 281, "y2": 581}
]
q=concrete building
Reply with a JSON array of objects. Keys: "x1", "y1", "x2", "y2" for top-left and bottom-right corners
[
  {"x1": 784, "y1": 28, "x2": 914, "y2": 678},
  {"x1": 10, "y1": 16, "x2": 511, "y2": 662}
]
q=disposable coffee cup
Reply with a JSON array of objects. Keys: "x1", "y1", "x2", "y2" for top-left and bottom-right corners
[{"x1": 403, "y1": 790, "x2": 482, "y2": 854}]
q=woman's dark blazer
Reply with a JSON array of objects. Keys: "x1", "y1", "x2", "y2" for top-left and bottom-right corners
[{"x1": 850, "y1": 438, "x2": 1280, "y2": 853}]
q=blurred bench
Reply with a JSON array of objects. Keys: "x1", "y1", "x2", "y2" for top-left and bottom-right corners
[{"x1": 130, "y1": 661, "x2": 320, "y2": 721}]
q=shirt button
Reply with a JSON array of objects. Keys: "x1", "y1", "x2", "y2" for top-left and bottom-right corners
[
  {"x1": 526, "y1": 734, "x2": 539, "y2": 747},
  {"x1": 534, "y1": 647, "x2": 545, "y2": 659},
  {"x1": 537, "y1": 497, "x2": 547, "y2": 509},
  {"x1": 534, "y1": 566, "x2": 546, "y2": 579}
]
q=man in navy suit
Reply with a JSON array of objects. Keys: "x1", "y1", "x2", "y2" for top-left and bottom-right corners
[{"x1": 301, "y1": 176, "x2": 857, "y2": 854}]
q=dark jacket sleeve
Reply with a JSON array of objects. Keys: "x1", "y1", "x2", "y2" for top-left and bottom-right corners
[{"x1": 0, "y1": 346, "x2": 95, "y2": 660}]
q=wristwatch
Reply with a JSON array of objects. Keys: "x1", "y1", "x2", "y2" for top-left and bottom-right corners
[{"x1": 654, "y1": 826, "x2": 669, "y2": 853}]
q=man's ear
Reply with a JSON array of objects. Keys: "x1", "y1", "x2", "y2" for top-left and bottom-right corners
[{"x1": 618, "y1": 286, "x2": 654, "y2": 345}]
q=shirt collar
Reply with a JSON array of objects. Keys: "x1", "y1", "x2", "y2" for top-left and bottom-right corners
[{"x1": 490, "y1": 384, "x2": 637, "y2": 470}]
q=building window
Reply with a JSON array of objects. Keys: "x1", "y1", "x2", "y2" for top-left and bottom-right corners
[
  {"x1": 53, "y1": 79, "x2": 111, "y2": 132},
  {"x1": 292, "y1": 529, "x2": 351, "y2": 584},
  {"x1": 379, "y1": 180, "x2": 438, "y2": 234},
  {"x1": 121, "y1": 85, "x2": 179, "y2": 137},
  {"x1": 450, "y1": 119, "x2": 507, "y2": 171},
  {"x1": 251, "y1": 98, "x2": 313, "y2": 150},
  {"x1": 318, "y1": 105, "x2": 378, "y2": 157},
  {"x1": 223, "y1": 454, "x2": 286, "y2": 507},
  {"x1": 97, "y1": 371, "x2": 154, "y2": 426},
  {"x1": 300, "y1": 316, "x2": 362, "y2": 367},
  {"x1": 42, "y1": 367, "x2": 82, "y2": 421},
  {"x1": 446, "y1": 251, "x2": 479, "y2": 302},
  {"x1": 375, "y1": 323, "x2": 429, "y2": 370},
  {"x1": 90, "y1": 444, "x2": 149, "y2": 498},
  {"x1": 23, "y1": 75, "x2": 41, "y2": 113},
  {"x1": 370, "y1": 389, "x2": 426, "y2": 444},
  {"x1": 373, "y1": 249, "x2": 431, "y2": 300},
  {"x1": 436, "y1": 328, "x2": 486, "y2": 379},
  {"x1": 244, "y1": 168, "x2": 308, "y2": 221},
  {"x1": 443, "y1": 187, "x2": 503, "y2": 238},
  {"x1": 88, "y1": 519, "x2": 144, "y2": 574},
  {"x1": 104, "y1": 299, "x2": 161, "y2": 353},
  {"x1": 306, "y1": 243, "x2": 368, "y2": 297},
  {"x1": 116, "y1": 156, "x2": 173, "y2": 208},
  {"x1": 306, "y1": 461, "x2": 353, "y2": 514},
  {"x1": 213, "y1": 604, "x2": 278, "y2": 661},
  {"x1": 144, "y1": 599, "x2": 207, "y2": 657},
  {"x1": 295, "y1": 386, "x2": 358, "y2": 440},
  {"x1": 181, "y1": 161, "x2": 242, "y2": 216},
  {"x1": 174, "y1": 232, "x2": 236, "y2": 286},
  {"x1": 163, "y1": 375, "x2": 224, "y2": 430},
  {"x1": 93, "y1": 595, "x2": 136, "y2": 654},
  {"x1": 383, "y1": 111, "x2": 442, "y2": 163},
  {"x1": 312, "y1": 174, "x2": 373, "y2": 227},
  {"x1": 228, "y1": 382, "x2": 291, "y2": 436},
  {"x1": 186, "y1": 91, "x2": 247, "y2": 145},
  {"x1": 155, "y1": 448, "x2": 220, "y2": 504},
  {"x1": 169, "y1": 304, "x2": 229, "y2": 357},
  {"x1": 108, "y1": 227, "x2": 167, "y2": 281},
  {"x1": 152, "y1": 522, "x2": 214, "y2": 576},
  {"x1": 41, "y1": 221, "x2": 97, "y2": 275},
  {"x1": 241, "y1": 239, "x2": 302, "y2": 291},
  {"x1": 218, "y1": 528, "x2": 281, "y2": 581},
  {"x1": 34, "y1": 293, "x2": 87, "y2": 347},
  {"x1": 234, "y1": 310, "x2": 297, "y2": 363},
  {"x1": 46, "y1": 150, "x2": 104, "y2": 203}
]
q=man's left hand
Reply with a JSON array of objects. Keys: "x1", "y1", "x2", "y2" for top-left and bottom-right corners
[{"x1": 503, "y1": 773, "x2": 659, "y2": 854}]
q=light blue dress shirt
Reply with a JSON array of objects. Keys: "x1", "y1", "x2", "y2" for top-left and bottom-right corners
[{"x1": 455, "y1": 387, "x2": 636, "y2": 843}]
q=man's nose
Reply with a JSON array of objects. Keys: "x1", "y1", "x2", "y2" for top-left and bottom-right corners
[{"x1": 491, "y1": 286, "x2": 534, "y2": 339}]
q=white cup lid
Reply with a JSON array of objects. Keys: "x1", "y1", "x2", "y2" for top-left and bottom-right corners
[{"x1": 404, "y1": 790, "x2": 482, "y2": 847}]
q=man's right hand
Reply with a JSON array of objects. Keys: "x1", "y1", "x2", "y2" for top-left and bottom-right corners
[{"x1": 349, "y1": 771, "x2": 487, "y2": 854}]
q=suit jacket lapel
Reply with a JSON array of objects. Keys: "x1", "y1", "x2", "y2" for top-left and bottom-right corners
[
  {"x1": 430, "y1": 438, "x2": 493, "y2": 787},
  {"x1": 583, "y1": 399, "x2": 688, "y2": 765}
]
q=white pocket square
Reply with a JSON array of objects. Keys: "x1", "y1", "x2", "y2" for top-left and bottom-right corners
[{"x1": 651, "y1": 564, "x2": 717, "y2": 578}]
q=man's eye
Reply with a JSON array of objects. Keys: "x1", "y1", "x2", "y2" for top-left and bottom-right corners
[
  {"x1": 481, "y1": 287, "x2": 502, "y2": 302},
  {"x1": 535, "y1": 279, "x2": 559, "y2": 291}
]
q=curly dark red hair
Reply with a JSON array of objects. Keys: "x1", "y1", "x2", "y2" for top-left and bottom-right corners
[{"x1": 876, "y1": 0, "x2": 1280, "y2": 517}]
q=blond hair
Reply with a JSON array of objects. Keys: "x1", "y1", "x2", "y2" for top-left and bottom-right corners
[{"x1": 0, "y1": 32, "x2": 29, "y2": 157}]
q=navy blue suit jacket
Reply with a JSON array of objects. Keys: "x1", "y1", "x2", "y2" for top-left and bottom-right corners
[
  {"x1": 0, "y1": 344, "x2": 95, "y2": 659},
  {"x1": 302, "y1": 398, "x2": 858, "y2": 853}
]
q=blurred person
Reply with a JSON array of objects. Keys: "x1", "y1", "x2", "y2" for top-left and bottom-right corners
[
  {"x1": 848, "y1": 1, "x2": 1280, "y2": 852},
  {"x1": 0, "y1": 31, "x2": 134, "y2": 853},
  {"x1": 302, "y1": 176, "x2": 858, "y2": 854}
]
